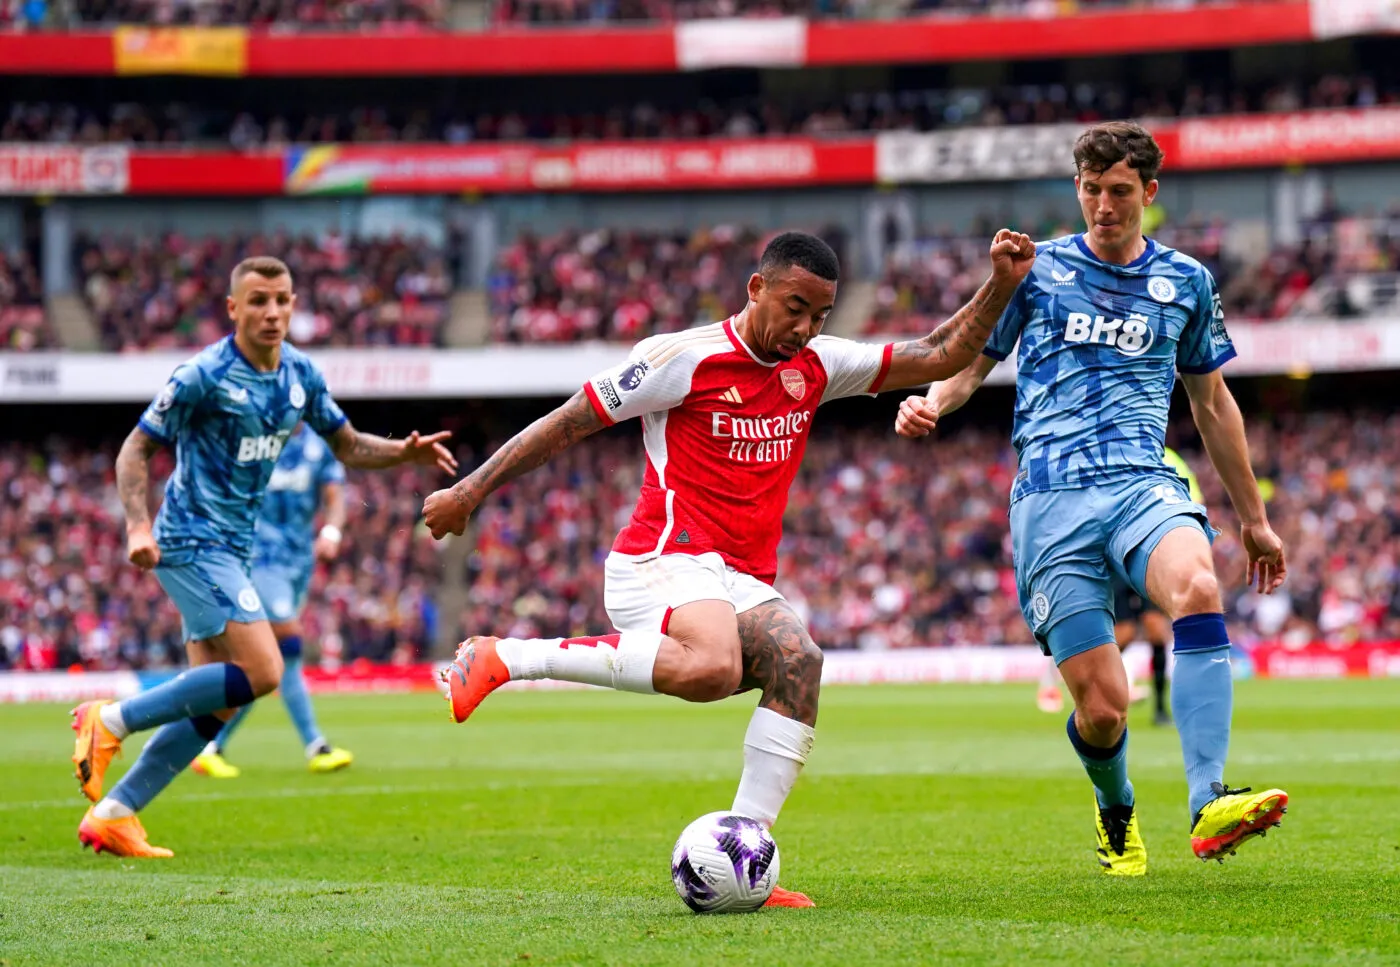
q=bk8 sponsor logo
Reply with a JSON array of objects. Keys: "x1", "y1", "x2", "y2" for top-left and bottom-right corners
[
  {"x1": 236, "y1": 431, "x2": 292, "y2": 463},
  {"x1": 1063, "y1": 311, "x2": 1155, "y2": 357}
]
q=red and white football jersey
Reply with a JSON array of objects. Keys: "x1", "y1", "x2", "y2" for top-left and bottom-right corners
[{"x1": 584, "y1": 317, "x2": 893, "y2": 585}]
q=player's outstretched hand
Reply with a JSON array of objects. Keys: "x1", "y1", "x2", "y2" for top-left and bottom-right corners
[
  {"x1": 1242, "y1": 522, "x2": 1287, "y2": 594},
  {"x1": 127, "y1": 527, "x2": 160, "y2": 570},
  {"x1": 423, "y1": 487, "x2": 474, "y2": 540},
  {"x1": 989, "y1": 229, "x2": 1036, "y2": 287},
  {"x1": 402, "y1": 430, "x2": 458, "y2": 475},
  {"x1": 895, "y1": 395, "x2": 940, "y2": 439}
]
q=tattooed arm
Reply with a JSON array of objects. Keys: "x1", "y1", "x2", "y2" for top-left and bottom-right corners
[
  {"x1": 422, "y1": 390, "x2": 607, "y2": 539},
  {"x1": 116, "y1": 426, "x2": 164, "y2": 570},
  {"x1": 329, "y1": 424, "x2": 457, "y2": 473},
  {"x1": 736, "y1": 600, "x2": 824, "y2": 728},
  {"x1": 877, "y1": 229, "x2": 1036, "y2": 393}
]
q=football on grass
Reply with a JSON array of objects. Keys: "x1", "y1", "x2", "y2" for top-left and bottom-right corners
[{"x1": 670, "y1": 811, "x2": 779, "y2": 913}]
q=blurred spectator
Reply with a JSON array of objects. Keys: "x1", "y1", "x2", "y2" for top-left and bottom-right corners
[
  {"x1": 455, "y1": 412, "x2": 1400, "y2": 650},
  {"x1": 6, "y1": 411, "x2": 1398, "y2": 671},
  {"x1": 0, "y1": 440, "x2": 450, "y2": 671},
  {"x1": 489, "y1": 224, "x2": 834, "y2": 343},
  {"x1": 73, "y1": 230, "x2": 451, "y2": 351},
  {"x1": 65, "y1": 0, "x2": 443, "y2": 26},
  {"x1": 8, "y1": 74, "x2": 1399, "y2": 146},
  {"x1": 0, "y1": 248, "x2": 52, "y2": 352}
]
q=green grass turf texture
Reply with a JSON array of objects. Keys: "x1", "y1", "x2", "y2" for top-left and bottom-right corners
[{"x1": 2, "y1": 679, "x2": 1397, "y2": 966}]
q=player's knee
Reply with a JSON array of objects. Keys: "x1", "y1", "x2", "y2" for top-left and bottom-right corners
[
  {"x1": 1080, "y1": 700, "x2": 1127, "y2": 741},
  {"x1": 689, "y1": 651, "x2": 743, "y2": 703},
  {"x1": 1172, "y1": 570, "x2": 1221, "y2": 617},
  {"x1": 244, "y1": 651, "x2": 285, "y2": 697}
]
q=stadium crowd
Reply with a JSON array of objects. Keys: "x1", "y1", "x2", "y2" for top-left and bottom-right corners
[
  {"x1": 487, "y1": 224, "x2": 849, "y2": 343},
  {"x1": 0, "y1": 0, "x2": 442, "y2": 27},
  {"x1": 458, "y1": 412, "x2": 1400, "y2": 652},
  {"x1": 0, "y1": 439, "x2": 448, "y2": 672},
  {"x1": 0, "y1": 248, "x2": 51, "y2": 351},
  {"x1": 74, "y1": 231, "x2": 451, "y2": 351},
  {"x1": 5, "y1": 410, "x2": 1397, "y2": 673},
  {"x1": 5, "y1": 74, "x2": 1394, "y2": 146},
  {"x1": 490, "y1": 0, "x2": 1273, "y2": 24}
]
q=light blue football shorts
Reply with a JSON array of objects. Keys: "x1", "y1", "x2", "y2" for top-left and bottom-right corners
[
  {"x1": 154, "y1": 547, "x2": 268, "y2": 643},
  {"x1": 1009, "y1": 472, "x2": 1213, "y2": 664}
]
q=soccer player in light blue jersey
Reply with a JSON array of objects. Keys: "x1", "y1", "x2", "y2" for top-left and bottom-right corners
[
  {"x1": 71, "y1": 255, "x2": 456, "y2": 858},
  {"x1": 191, "y1": 425, "x2": 354, "y2": 779},
  {"x1": 896, "y1": 122, "x2": 1289, "y2": 874}
]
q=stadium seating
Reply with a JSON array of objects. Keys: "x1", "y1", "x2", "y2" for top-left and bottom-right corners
[
  {"x1": 73, "y1": 231, "x2": 451, "y2": 351},
  {"x1": 0, "y1": 441, "x2": 449, "y2": 671},
  {"x1": 488, "y1": 225, "x2": 834, "y2": 343},
  {"x1": 5, "y1": 74, "x2": 1394, "y2": 145},
  {"x1": 0, "y1": 248, "x2": 50, "y2": 351},
  {"x1": 6, "y1": 413, "x2": 1397, "y2": 671}
]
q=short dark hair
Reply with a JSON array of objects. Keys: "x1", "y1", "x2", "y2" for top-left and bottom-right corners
[
  {"x1": 1073, "y1": 121, "x2": 1164, "y2": 187},
  {"x1": 230, "y1": 255, "x2": 291, "y2": 295},
  {"x1": 759, "y1": 231, "x2": 839, "y2": 283}
]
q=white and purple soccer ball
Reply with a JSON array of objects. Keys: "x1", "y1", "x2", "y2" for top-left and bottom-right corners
[{"x1": 670, "y1": 811, "x2": 779, "y2": 913}]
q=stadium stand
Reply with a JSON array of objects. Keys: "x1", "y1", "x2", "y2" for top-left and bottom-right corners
[
  {"x1": 0, "y1": 248, "x2": 50, "y2": 351},
  {"x1": 73, "y1": 231, "x2": 451, "y2": 351},
  {"x1": 5, "y1": 74, "x2": 1397, "y2": 145},
  {"x1": 0, "y1": 440, "x2": 448, "y2": 671}
]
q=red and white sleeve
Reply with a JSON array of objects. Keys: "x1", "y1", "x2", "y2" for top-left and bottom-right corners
[
  {"x1": 811, "y1": 335, "x2": 894, "y2": 405},
  {"x1": 583, "y1": 338, "x2": 697, "y2": 425}
]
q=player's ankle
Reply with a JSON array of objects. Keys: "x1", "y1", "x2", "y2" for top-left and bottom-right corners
[{"x1": 99, "y1": 702, "x2": 130, "y2": 740}]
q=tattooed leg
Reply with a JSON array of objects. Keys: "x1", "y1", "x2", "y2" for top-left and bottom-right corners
[
  {"x1": 731, "y1": 599, "x2": 822, "y2": 830},
  {"x1": 737, "y1": 599, "x2": 824, "y2": 727}
]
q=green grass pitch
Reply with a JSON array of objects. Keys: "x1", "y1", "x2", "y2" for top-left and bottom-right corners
[{"x1": 2, "y1": 679, "x2": 1398, "y2": 965}]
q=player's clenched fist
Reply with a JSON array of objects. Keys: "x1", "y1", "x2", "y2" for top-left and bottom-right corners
[
  {"x1": 127, "y1": 527, "x2": 161, "y2": 570},
  {"x1": 895, "y1": 395, "x2": 940, "y2": 439},
  {"x1": 423, "y1": 486, "x2": 475, "y2": 540},
  {"x1": 988, "y1": 229, "x2": 1036, "y2": 287}
]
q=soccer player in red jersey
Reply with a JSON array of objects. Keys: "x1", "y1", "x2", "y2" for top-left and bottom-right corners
[{"x1": 423, "y1": 230, "x2": 1034, "y2": 906}]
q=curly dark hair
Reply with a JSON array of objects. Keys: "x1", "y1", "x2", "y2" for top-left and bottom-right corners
[{"x1": 1073, "y1": 121, "x2": 1164, "y2": 187}]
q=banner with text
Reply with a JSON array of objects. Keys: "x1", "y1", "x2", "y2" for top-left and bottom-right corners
[
  {"x1": 284, "y1": 139, "x2": 873, "y2": 194},
  {"x1": 5, "y1": 319, "x2": 1400, "y2": 403},
  {"x1": 113, "y1": 26, "x2": 248, "y2": 76},
  {"x1": 1310, "y1": 0, "x2": 1400, "y2": 38},
  {"x1": 0, "y1": 146, "x2": 129, "y2": 195}
]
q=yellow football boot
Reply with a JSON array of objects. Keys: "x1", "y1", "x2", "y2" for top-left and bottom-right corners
[
  {"x1": 308, "y1": 747, "x2": 353, "y2": 773},
  {"x1": 1095, "y1": 802, "x2": 1147, "y2": 876},
  {"x1": 1190, "y1": 783, "x2": 1288, "y2": 862},
  {"x1": 191, "y1": 751, "x2": 241, "y2": 779}
]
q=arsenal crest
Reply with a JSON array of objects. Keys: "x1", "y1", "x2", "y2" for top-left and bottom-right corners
[{"x1": 780, "y1": 369, "x2": 806, "y2": 401}]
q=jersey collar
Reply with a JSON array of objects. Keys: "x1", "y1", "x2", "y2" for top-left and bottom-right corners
[
  {"x1": 1073, "y1": 233, "x2": 1156, "y2": 270},
  {"x1": 724, "y1": 316, "x2": 779, "y2": 368},
  {"x1": 225, "y1": 334, "x2": 283, "y2": 377}
]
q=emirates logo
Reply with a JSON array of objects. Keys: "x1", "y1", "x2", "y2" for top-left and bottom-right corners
[{"x1": 780, "y1": 370, "x2": 806, "y2": 401}]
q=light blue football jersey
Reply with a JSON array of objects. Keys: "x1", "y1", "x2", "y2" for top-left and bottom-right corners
[
  {"x1": 137, "y1": 335, "x2": 348, "y2": 564},
  {"x1": 984, "y1": 234, "x2": 1234, "y2": 502},
  {"x1": 253, "y1": 426, "x2": 346, "y2": 571}
]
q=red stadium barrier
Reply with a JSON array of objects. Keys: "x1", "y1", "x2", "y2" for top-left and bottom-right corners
[
  {"x1": 1249, "y1": 641, "x2": 1400, "y2": 679},
  {"x1": 0, "y1": 3, "x2": 1312, "y2": 77},
  {"x1": 7, "y1": 104, "x2": 1400, "y2": 197}
]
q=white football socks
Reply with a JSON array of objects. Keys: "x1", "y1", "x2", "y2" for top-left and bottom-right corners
[
  {"x1": 731, "y1": 707, "x2": 816, "y2": 829},
  {"x1": 1039, "y1": 658, "x2": 1062, "y2": 689},
  {"x1": 496, "y1": 632, "x2": 661, "y2": 694},
  {"x1": 99, "y1": 702, "x2": 130, "y2": 740},
  {"x1": 92, "y1": 798, "x2": 135, "y2": 820}
]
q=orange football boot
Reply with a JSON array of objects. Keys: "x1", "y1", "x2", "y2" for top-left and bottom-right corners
[
  {"x1": 78, "y1": 807, "x2": 173, "y2": 858},
  {"x1": 763, "y1": 886, "x2": 815, "y2": 909},
  {"x1": 71, "y1": 700, "x2": 123, "y2": 803},
  {"x1": 442, "y1": 636, "x2": 511, "y2": 724}
]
